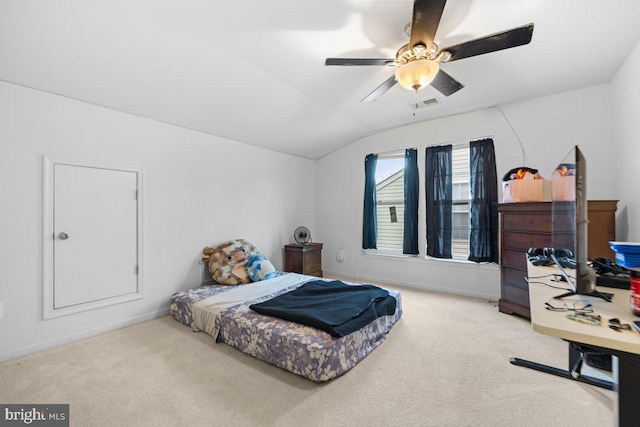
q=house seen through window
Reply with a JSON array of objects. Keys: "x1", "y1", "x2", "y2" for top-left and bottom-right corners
[{"x1": 375, "y1": 155, "x2": 405, "y2": 252}]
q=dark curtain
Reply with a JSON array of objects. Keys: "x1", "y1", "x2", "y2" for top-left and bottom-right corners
[
  {"x1": 468, "y1": 138, "x2": 499, "y2": 263},
  {"x1": 403, "y1": 149, "x2": 419, "y2": 255},
  {"x1": 362, "y1": 154, "x2": 378, "y2": 249},
  {"x1": 425, "y1": 145, "x2": 452, "y2": 258}
]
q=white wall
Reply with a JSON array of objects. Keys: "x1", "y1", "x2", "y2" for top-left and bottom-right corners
[
  {"x1": 0, "y1": 82, "x2": 316, "y2": 362},
  {"x1": 611, "y1": 39, "x2": 640, "y2": 242},
  {"x1": 316, "y1": 84, "x2": 614, "y2": 299}
]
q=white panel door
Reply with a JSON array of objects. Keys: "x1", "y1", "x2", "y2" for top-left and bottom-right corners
[{"x1": 53, "y1": 163, "x2": 138, "y2": 309}]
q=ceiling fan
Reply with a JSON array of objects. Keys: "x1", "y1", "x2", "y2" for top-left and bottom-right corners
[{"x1": 325, "y1": 0, "x2": 534, "y2": 102}]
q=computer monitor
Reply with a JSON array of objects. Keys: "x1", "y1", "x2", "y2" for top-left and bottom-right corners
[{"x1": 551, "y1": 146, "x2": 610, "y2": 301}]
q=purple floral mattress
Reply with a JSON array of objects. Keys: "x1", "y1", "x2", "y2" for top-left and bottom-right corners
[{"x1": 169, "y1": 273, "x2": 402, "y2": 382}]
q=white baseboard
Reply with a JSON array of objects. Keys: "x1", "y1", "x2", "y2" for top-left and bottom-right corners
[
  {"x1": 323, "y1": 269, "x2": 499, "y2": 300},
  {"x1": 0, "y1": 308, "x2": 170, "y2": 364}
]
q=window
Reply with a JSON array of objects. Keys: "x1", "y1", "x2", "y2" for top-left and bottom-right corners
[
  {"x1": 375, "y1": 154, "x2": 405, "y2": 251},
  {"x1": 368, "y1": 147, "x2": 470, "y2": 256},
  {"x1": 363, "y1": 140, "x2": 496, "y2": 262},
  {"x1": 451, "y1": 144, "x2": 470, "y2": 259}
]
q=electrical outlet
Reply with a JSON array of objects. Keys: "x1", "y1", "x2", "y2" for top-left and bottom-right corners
[{"x1": 336, "y1": 249, "x2": 345, "y2": 262}]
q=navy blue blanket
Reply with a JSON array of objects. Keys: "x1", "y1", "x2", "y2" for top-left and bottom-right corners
[{"x1": 249, "y1": 280, "x2": 396, "y2": 337}]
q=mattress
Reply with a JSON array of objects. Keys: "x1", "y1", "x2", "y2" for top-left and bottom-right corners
[{"x1": 170, "y1": 273, "x2": 402, "y2": 382}]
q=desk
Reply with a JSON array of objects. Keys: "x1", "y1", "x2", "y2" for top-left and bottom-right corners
[{"x1": 511, "y1": 264, "x2": 640, "y2": 427}]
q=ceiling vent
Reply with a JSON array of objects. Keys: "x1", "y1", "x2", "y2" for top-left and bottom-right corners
[{"x1": 410, "y1": 98, "x2": 439, "y2": 110}]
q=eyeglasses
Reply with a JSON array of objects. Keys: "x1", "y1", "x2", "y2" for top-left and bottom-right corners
[
  {"x1": 609, "y1": 318, "x2": 632, "y2": 332},
  {"x1": 545, "y1": 301, "x2": 593, "y2": 314}
]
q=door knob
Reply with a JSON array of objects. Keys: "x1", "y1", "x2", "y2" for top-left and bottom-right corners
[{"x1": 58, "y1": 232, "x2": 70, "y2": 240}]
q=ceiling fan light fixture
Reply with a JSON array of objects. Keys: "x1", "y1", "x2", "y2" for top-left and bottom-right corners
[{"x1": 395, "y1": 59, "x2": 440, "y2": 92}]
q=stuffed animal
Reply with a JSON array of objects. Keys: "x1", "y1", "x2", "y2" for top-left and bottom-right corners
[
  {"x1": 247, "y1": 253, "x2": 276, "y2": 282},
  {"x1": 203, "y1": 239, "x2": 259, "y2": 285}
]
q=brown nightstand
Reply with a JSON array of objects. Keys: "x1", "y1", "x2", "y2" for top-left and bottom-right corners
[{"x1": 284, "y1": 243, "x2": 323, "y2": 277}]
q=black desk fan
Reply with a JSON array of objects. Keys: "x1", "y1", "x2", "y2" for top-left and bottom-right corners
[{"x1": 294, "y1": 226, "x2": 312, "y2": 245}]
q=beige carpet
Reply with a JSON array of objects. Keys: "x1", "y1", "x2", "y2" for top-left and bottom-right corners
[{"x1": 0, "y1": 282, "x2": 614, "y2": 427}]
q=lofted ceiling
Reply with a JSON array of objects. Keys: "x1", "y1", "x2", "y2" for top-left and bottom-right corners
[{"x1": 2, "y1": 0, "x2": 640, "y2": 160}]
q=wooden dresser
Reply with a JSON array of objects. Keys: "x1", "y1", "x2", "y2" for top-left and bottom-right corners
[
  {"x1": 284, "y1": 243, "x2": 323, "y2": 277},
  {"x1": 498, "y1": 200, "x2": 617, "y2": 319}
]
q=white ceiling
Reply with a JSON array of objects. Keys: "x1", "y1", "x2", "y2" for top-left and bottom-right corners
[{"x1": 2, "y1": 0, "x2": 640, "y2": 160}]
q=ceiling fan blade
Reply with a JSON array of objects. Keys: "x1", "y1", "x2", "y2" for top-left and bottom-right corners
[
  {"x1": 325, "y1": 58, "x2": 395, "y2": 66},
  {"x1": 409, "y1": 0, "x2": 447, "y2": 50},
  {"x1": 361, "y1": 74, "x2": 397, "y2": 103},
  {"x1": 443, "y1": 23, "x2": 534, "y2": 62},
  {"x1": 430, "y1": 69, "x2": 463, "y2": 96}
]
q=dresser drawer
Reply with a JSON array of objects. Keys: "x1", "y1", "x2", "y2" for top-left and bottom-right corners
[
  {"x1": 502, "y1": 214, "x2": 552, "y2": 233},
  {"x1": 502, "y1": 231, "x2": 552, "y2": 252},
  {"x1": 501, "y1": 283, "x2": 530, "y2": 308},
  {"x1": 503, "y1": 266, "x2": 528, "y2": 289},
  {"x1": 502, "y1": 232, "x2": 574, "y2": 257},
  {"x1": 502, "y1": 249, "x2": 528, "y2": 271},
  {"x1": 304, "y1": 269, "x2": 322, "y2": 277},
  {"x1": 303, "y1": 253, "x2": 321, "y2": 274}
]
